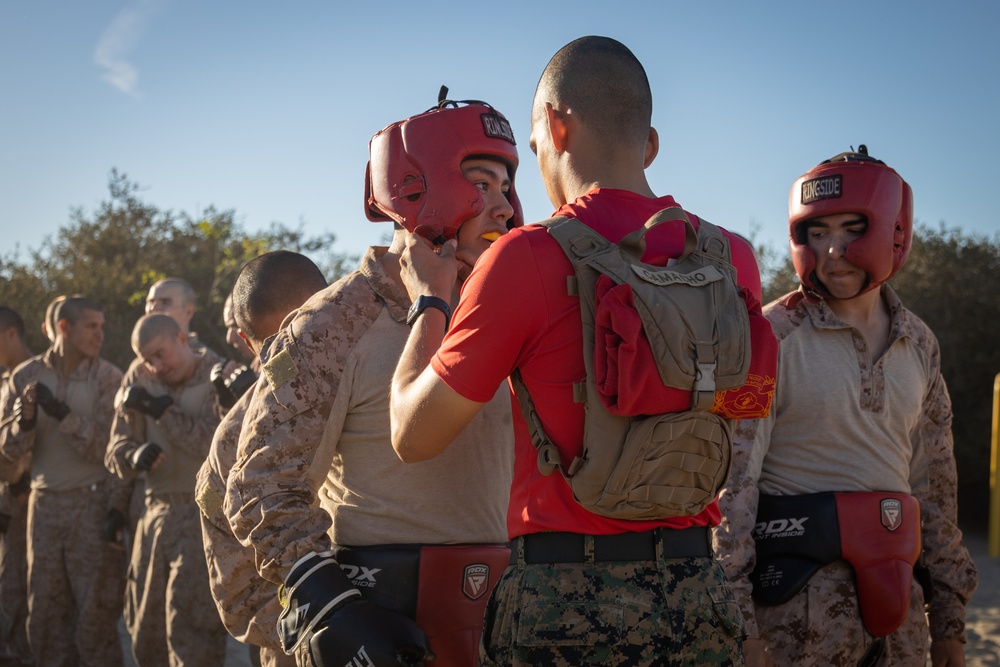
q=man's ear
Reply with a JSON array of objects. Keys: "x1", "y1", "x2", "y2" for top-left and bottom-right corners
[
  {"x1": 545, "y1": 103, "x2": 570, "y2": 153},
  {"x1": 644, "y1": 127, "x2": 659, "y2": 169},
  {"x1": 237, "y1": 330, "x2": 256, "y2": 356}
]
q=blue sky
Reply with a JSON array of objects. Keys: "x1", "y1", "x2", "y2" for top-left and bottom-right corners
[{"x1": 2, "y1": 1, "x2": 998, "y2": 265}]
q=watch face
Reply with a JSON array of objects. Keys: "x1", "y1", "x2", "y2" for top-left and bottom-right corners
[{"x1": 406, "y1": 298, "x2": 422, "y2": 326}]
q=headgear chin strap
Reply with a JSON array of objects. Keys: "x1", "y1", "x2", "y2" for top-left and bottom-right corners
[
  {"x1": 365, "y1": 87, "x2": 523, "y2": 244},
  {"x1": 788, "y1": 145, "x2": 913, "y2": 298}
]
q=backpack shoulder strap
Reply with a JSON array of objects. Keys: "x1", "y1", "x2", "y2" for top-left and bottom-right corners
[
  {"x1": 511, "y1": 216, "x2": 625, "y2": 480},
  {"x1": 691, "y1": 216, "x2": 733, "y2": 264}
]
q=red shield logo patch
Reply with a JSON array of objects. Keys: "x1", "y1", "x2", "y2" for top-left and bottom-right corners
[
  {"x1": 463, "y1": 563, "x2": 489, "y2": 601},
  {"x1": 880, "y1": 498, "x2": 902, "y2": 531}
]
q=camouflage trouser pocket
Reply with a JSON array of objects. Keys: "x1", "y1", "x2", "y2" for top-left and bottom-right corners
[
  {"x1": 516, "y1": 600, "x2": 625, "y2": 649},
  {"x1": 669, "y1": 568, "x2": 746, "y2": 665}
]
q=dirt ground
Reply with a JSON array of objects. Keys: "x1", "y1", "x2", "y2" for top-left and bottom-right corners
[{"x1": 962, "y1": 530, "x2": 1000, "y2": 666}]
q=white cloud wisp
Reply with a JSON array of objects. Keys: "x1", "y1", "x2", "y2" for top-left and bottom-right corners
[{"x1": 93, "y1": 0, "x2": 161, "y2": 96}]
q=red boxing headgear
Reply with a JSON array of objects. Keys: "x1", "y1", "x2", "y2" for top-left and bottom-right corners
[
  {"x1": 365, "y1": 90, "x2": 523, "y2": 243},
  {"x1": 788, "y1": 145, "x2": 913, "y2": 297}
]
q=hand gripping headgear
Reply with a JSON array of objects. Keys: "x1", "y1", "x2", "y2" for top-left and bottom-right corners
[
  {"x1": 788, "y1": 145, "x2": 913, "y2": 297},
  {"x1": 365, "y1": 87, "x2": 523, "y2": 244}
]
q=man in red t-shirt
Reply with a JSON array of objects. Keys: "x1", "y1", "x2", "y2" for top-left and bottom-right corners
[{"x1": 391, "y1": 36, "x2": 769, "y2": 666}]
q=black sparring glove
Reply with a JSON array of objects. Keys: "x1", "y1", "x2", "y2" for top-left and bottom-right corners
[
  {"x1": 12, "y1": 395, "x2": 35, "y2": 430},
  {"x1": 226, "y1": 365, "x2": 257, "y2": 402},
  {"x1": 0, "y1": 513, "x2": 10, "y2": 535},
  {"x1": 210, "y1": 362, "x2": 236, "y2": 409},
  {"x1": 9, "y1": 471, "x2": 30, "y2": 498},
  {"x1": 212, "y1": 362, "x2": 258, "y2": 409},
  {"x1": 129, "y1": 442, "x2": 162, "y2": 472},
  {"x1": 277, "y1": 551, "x2": 433, "y2": 667},
  {"x1": 123, "y1": 386, "x2": 173, "y2": 420},
  {"x1": 35, "y1": 383, "x2": 71, "y2": 421},
  {"x1": 103, "y1": 508, "x2": 128, "y2": 543}
]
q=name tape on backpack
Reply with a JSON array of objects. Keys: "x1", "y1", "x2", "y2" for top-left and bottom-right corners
[{"x1": 631, "y1": 264, "x2": 725, "y2": 288}]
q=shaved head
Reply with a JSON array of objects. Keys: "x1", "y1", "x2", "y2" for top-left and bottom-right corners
[
  {"x1": 132, "y1": 313, "x2": 181, "y2": 355},
  {"x1": 534, "y1": 36, "x2": 652, "y2": 150},
  {"x1": 56, "y1": 296, "x2": 102, "y2": 327},
  {"x1": 0, "y1": 307, "x2": 25, "y2": 340},
  {"x1": 232, "y1": 251, "x2": 327, "y2": 347},
  {"x1": 148, "y1": 278, "x2": 195, "y2": 307}
]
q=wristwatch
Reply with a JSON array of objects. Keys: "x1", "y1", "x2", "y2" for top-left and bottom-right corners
[{"x1": 406, "y1": 295, "x2": 452, "y2": 329}]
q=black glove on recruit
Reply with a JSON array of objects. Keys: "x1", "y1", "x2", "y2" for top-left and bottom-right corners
[
  {"x1": 211, "y1": 362, "x2": 258, "y2": 410},
  {"x1": 123, "y1": 386, "x2": 173, "y2": 420},
  {"x1": 13, "y1": 395, "x2": 35, "y2": 430},
  {"x1": 0, "y1": 513, "x2": 10, "y2": 535},
  {"x1": 9, "y1": 471, "x2": 30, "y2": 498},
  {"x1": 277, "y1": 551, "x2": 433, "y2": 667},
  {"x1": 129, "y1": 442, "x2": 162, "y2": 472},
  {"x1": 225, "y1": 365, "x2": 257, "y2": 402},
  {"x1": 103, "y1": 508, "x2": 128, "y2": 543},
  {"x1": 35, "y1": 383, "x2": 70, "y2": 421}
]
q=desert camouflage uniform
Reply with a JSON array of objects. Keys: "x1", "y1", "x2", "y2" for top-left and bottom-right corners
[
  {"x1": 714, "y1": 286, "x2": 978, "y2": 666},
  {"x1": 118, "y1": 339, "x2": 223, "y2": 550},
  {"x1": 0, "y1": 362, "x2": 31, "y2": 667},
  {"x1": 225, "y1": 247, "x2": 513, "y2": 666},
  {"x1": 106, "y1": 351, "x2": 226, "y2": 667},
  {"x1": 196, "y1": 388, "x2": 294, "y2": 667},
  {"x1": 0, "y1": 350, "x2": 126, "y2": 667},
  {"x1": 0, "y1": 483, "x2": 30, "y2": 666}
]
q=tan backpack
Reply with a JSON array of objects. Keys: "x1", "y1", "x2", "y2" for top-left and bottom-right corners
[{"x1": 511, "y1": 207, "x2": 749, "y2": 520}]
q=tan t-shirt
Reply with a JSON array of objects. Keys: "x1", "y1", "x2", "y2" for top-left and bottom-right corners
[{"x1": 226, "y1": 247, "x2": 514, "y2": 585}]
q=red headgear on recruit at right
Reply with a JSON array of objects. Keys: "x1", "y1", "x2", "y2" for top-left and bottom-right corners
[
  {"x1": 365, "y1": 87, "x2": 523, "y2": 245},
  {"x1": 788, "y1": 145, "x2": 913, "y2": 298}
]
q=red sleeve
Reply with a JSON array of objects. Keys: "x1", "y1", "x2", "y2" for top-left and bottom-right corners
[
  {"x1": 723, "y1": 229, "x2": 763, "y2": 303},
  {"x1": 431, "y1": 230, "x2": 544, "y2": 403}
]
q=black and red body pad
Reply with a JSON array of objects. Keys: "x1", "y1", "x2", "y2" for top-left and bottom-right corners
[
  {"x1": 750, "y1": 491, "x2": 921, "y2": 637},
  {"x1": 332, "y1": 543, "x2": 510, "y2": 664}
]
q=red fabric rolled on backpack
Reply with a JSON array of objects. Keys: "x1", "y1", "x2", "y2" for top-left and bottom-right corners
[{"x1": 594, "y1": 280, "x2": 777, "y2": 419}]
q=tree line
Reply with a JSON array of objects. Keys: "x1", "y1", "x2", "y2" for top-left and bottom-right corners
[
  {"x1": 3, "y1": 171, "x2": 999, "y2": 531},
  {"x1": 1, "y1": 171, "x2": 357, "y2": 372}
]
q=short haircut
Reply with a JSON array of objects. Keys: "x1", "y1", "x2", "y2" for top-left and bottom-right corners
[
  {"x1": 150, "y1": 278, "x2": 196, "y2": 306},
  {"x1": 131, "y1": 313, "x2": 181, "y2": 354},
  {"x1": 55, "y1": 296, "x2": 102, "y2": 326},
  {"x1": 0, "y1": 307, "x2": 25, "y2": 339},
  {"x1": 232, "y1": 251, "x2": 327, "y2": 343},
  {"x1": 44, "y1": 295, "x2": 71, "y2": 339},
  {"x1": 535, "y1": 36, "x2": 652, "y2": 148}
]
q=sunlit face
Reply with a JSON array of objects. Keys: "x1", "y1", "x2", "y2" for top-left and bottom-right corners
[
  {"x1": 139, "y1": 332, "x2": 192, "y2": 387},
  {"x1": 63, "y1": 309, "x2": 104, "y2": 360},
  {"x1": 453, "y1": 158, "x2": 514, "y2": 283},
  {"x1": 146, "y1": 284, "x2": 194, "y2": 332},
  {"x1": 223, "y1": 297, "x2": 254, "y2": 362},
  {"x1": 805, "y1": 213, "x2": 869, "y2": 299}
]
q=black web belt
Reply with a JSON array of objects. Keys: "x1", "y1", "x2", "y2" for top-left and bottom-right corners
[{"x1": 511, "y1": 526, "x2": 711, "y2": 565}]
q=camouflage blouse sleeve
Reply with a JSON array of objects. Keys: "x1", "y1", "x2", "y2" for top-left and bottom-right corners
[
  {"x1": 714, "y1": 408, "x2": 776, "y2": 640},
  {"x1": 225, "y1": 280, "x2": 378, "y2": 587},
  {"x1": 0, "y1": 363, "x2": 37, "y2": 465},
  {"x1": 908, "y1": 327, "x2": 977, "y2": 643},
  {"x1": 105, "y1": 365, "x2": 145, "y2": 481}
]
